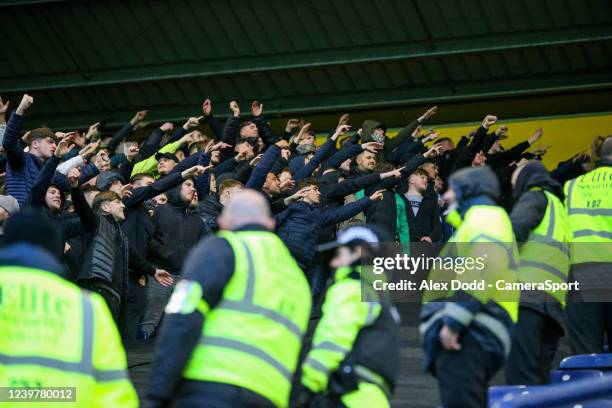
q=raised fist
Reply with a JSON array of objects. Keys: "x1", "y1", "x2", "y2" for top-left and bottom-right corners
[{"x1": 16, "y1": 94, "x2": 34, "y2": 115}]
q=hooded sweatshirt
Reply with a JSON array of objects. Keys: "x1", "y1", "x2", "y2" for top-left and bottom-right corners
[
  {"x1": 147, "y1": 181, "x2": 208, "y2": 274},
  {"x1": 360, "y1": 119, "x2": 421, "y2": 166}
]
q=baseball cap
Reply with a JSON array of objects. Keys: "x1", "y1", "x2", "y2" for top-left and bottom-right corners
[
  {"x1": 95, "y1": 171, "x2": 125, "y2": 191},
  {"x1": 155, "y1": 152, "x2": 179, "y2": 162}
]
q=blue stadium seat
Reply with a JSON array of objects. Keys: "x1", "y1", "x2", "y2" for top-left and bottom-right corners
[
  {"x1": 489, "y1": 375, "x2": 612, "y2": 407},
  {"x1": 488, "y1": 385, "x2": 547, "y2": 403},
  {"x1": 550, "y1": 369, "x2": 605, "y2": 384},
  {"x1": 578, "y1": 400, "x2": 612, "y2": 408},
  {"x1": 560, "y1": 354, "x2": 612, "y2": 370}
]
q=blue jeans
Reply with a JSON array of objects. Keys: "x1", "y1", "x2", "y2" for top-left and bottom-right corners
[{"x1": 138, "y1": 274, "x2": 179, "y2": 337}]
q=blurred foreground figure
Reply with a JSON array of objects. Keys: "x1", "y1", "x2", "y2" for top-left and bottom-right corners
[
  {"x1": 564, "y1": 135, "x2": 612, "y2": 354},
  {"x1": 147, "y1": 189, "x2": 311, "y2": 408},
  {"x1": 420, "y1": 166, "x2": 519, "y2": 408},
  {"x1": 294, "y1": 224, "x2": 400, "y2": 408},
  {"x1": 0, "y1": 209, "x2": 138, "y2": 407},
  {"x1": 505, "y1": 161, "x2": 571, "y2": 385}
]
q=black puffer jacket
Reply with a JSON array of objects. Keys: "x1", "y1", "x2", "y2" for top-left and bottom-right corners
[
  {"x1": 197, "y1": 193, "x2": 223, "y2": 233},
  {"x1": 78, "y1": 214, "x2": 129, "y2": 301},
  {"x1": 275, "y1": 198, "x2": 373, "y2": 273}
]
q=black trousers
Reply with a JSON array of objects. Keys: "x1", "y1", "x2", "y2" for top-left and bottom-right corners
[
  {"x1": 173, "y1": 381, "x2": 276, "y2": 408},
  {"x1": 565, "y1": 301, "x2": 612, "y2": 354},
  {"x1": 435, "y1": 333, "x2": 497, "y2": 408},
  {"x1": 505, "y1": 307, "x2": 562, "y2": 385},
  {"x1": 123, "y1": 279, "x2": 148, "y2": 343}
]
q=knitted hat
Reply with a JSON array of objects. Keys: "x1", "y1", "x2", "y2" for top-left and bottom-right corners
[{"x1": 0, "y1": 195, "x2": 19, "y2": 216}]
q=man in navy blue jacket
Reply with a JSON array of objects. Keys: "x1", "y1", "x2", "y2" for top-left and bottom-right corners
[
  {"x1": 275, "y1": 177, "x2": 383, "y2": 281},
  {"x1": 2, "y1": 94, "x2": 99, "y2": 206}
]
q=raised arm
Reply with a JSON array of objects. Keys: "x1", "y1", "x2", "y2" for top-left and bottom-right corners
[
  {"x1": 140, "y1": 122, "x2": 173, "y2": 159},
  {"x1": 251, "y1": 100, "x2": 277, "y2": 146},
  {"x1": 323, "y1": 140, "x2": 383, "y2": 171},
  {"x1": 28, "y1": 134, "x2": 75, "y2": 206},
  {"x1": 293, "y1": 137, "x2": 337, "y2": 181},
  {"x1": 0, "y1": 96, "x2": 8, "y2": 144},
  {"x1": 2, "y1": 94, "x2": 34, "y2": 169},
  {"x1": 106, "y1": 110, "x2": 146, "y2": 157},
  {"x1": 201, "y1": 98, "x2": 223, "y2": 140},
  {"x1": 70, "y1": 170, "x2": 99, "y2": 233},
  {"x1": 168, "y1": 117, "x2": 200, "y2": 144},
  {"x1": 245, "y1": 142, "x2": 284, "y2": 190},
  {"x1": 324, "y1": 170, "x2": 403, "y2": 201},
  {"x1": 385, "y1": 106, "x2": 437, "y2": 153},
  {"x1": 221, "y1": 101, "x2": 241, "y2": 145},
  {"x1": 322, "y1": 191, "x2": 382, "y2": 227}
]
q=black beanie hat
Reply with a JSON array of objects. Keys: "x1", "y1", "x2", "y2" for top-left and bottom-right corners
[{"x1": 4, "y1": 208, "x2": 63, "y2": 261}]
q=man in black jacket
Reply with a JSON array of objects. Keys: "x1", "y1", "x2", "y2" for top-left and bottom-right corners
[
  {"x1": 77, "y1": 191, "x2": 174, "y2": 332},
  {"x1": 347, "y1": 145, "x2": 440, "y2": 240},
  {"x1": 120, "y1": 165, "x2": 206, "y2": 341},
  {"x1": 139, "y1": 175, "x2": 208, "y2": 338},
  {"x1": 402, "y1": 168, "x2": 442, "y2": 243},
  {"x1": 197, "y1": 178, "x2": 244, "y2": 233},
  {"x1": 435, "y1": 115, "x2": 498, "y2": 181}
]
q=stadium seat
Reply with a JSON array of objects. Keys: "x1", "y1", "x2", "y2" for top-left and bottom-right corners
[
  {"x1": 550, "y1": 369, "x2": 605, "y2": 384},
  {"x1": 488, "y1": 385, "x2": 547, "y2": 404},
  {"x1": 560, "y1": 354, "x2": 612, "y2": 370}
]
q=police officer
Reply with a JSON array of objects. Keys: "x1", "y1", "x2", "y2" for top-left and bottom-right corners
[
  {"x1": 146, "y1": 189, "x2": 312, "y2": 408},
  {"x1": 564, "y1": 135, "x2": 612, "y2": 354},
  {"x1": 0, "y1": 209, "x2": 138, "y2": 407},
  {"x1": 420, "y1": 166, "x2": 519, "y2": 408},
  {"x1": 505, "y1": 161, "x2": 571, "y2": 385},
  {"x1": 296, "y1": 224, "x2": 401, "y2": 408}
]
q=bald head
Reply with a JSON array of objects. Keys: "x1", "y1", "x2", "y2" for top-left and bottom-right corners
[{"x1": 218, "y1": 189, "x2": 275, "y2": 231}]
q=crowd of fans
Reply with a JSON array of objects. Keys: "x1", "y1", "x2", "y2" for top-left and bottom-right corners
[{"x1": 0, "y1": 93, "x2": 594, "y2": 344}]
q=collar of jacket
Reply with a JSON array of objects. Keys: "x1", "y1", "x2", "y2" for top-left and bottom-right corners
[
  {"x1": 458, "y1": 196, "x2": 496, "y2": 216},
  {"x1": 292, "y1": 200, "x2": 317, "y2": 210},
  {"x1": 0, "y1": 243, "x2": 64, "y2": 276},
  {"x1": 101, "y1": 212, "x2": 121, "y2": 226},
  {"x1": 354, "y1": 167, "x2": 372, "y2": 176},
  {"x1": 232, "y1": 223, "x2": 270, "y2": 232},
  {"x1": 334, "y1": 265, "x2": 361, "y2": 281},
  {"x1": 446, "y1": 209, "x2": 463, "y2": 229}
]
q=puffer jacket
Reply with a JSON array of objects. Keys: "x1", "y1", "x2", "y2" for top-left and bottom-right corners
[
  {"x1": 197, "y1": 193, "x2": 223, "y2": 233},
  {"x1": 78, "y1": 214, "x2": 129, "y2": 302},
  {"x1": 275, "y1": 198, "x2": 373, "y2": 272}
]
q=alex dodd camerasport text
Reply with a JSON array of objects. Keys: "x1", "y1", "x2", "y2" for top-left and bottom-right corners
[{"x1": 372, "y1": 279, "x2": 580, "y2": 292}]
